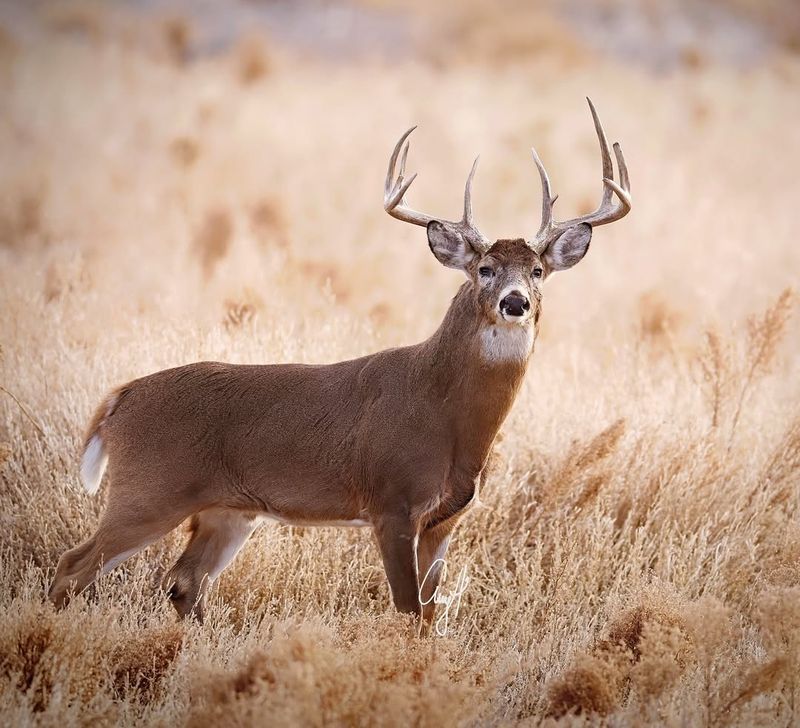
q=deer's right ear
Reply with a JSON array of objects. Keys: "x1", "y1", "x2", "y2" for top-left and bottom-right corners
[{"x1": 427, "y1": 220, "x2": 477, "y2": 271}]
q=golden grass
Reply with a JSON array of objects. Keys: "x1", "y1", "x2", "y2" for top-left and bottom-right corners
[{"x1": 1, "y1": 1, "x2": 799, "y2": 724}]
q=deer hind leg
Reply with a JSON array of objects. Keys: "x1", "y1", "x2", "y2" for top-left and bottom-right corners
[
  {"x1": 48, "y1": 496, "x2": 191, "y2": 609},
  {"x1": 164, "y1": 508, "x2": 258, "y2": 622}
]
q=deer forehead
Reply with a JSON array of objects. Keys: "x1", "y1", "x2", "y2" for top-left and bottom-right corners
[{"x1": 481, "y1": 238, "x2": 540, "y2": 267}]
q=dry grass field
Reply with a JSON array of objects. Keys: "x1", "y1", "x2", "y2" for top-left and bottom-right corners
[{"x1": 1, "y1": 0, "x2": 800, "y2": 725}]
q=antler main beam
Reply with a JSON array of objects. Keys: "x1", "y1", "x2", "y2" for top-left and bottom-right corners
[
  {"x1": 384, "y1": 127, "x2": 490, "y2": 253},
  {"x1": 529, "y1": 98, "x2": 632, "y2": 252}
]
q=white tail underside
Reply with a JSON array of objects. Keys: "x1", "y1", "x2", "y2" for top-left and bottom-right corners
[{"x1": 80, "y1": 434, "x2": 108, "y2": 494}]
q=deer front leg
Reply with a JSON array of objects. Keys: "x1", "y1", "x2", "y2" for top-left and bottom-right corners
[
  {"x1": 417, "y1": 520, "x2": 456, "y2": 630},
  {"x1": 373, "y1": 515, "x2": 420, "y2": 617}
]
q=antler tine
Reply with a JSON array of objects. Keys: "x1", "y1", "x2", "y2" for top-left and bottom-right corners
[
  {"x1": 387, "y1": 139, "x2": 416, "y2": 210},
  {"x1": 613, "y1": 141, "x2": 630, "y2": 193},
  {"x1": 530, "y1": 146, "x2": 558, "y2": 242},
  {"x1": 385, "y1": 172, "x2": 418, "y2": 211},
  {"x1": 590, "y1": 141, "x2": 632, "y2": 223},
  {"x1": 384, "y1": 126, "x2": 413, "y2": 198},
  {"x1": 463, "y1": 156, "x2": 480, "y2": 225},
  {"x1": 604, "y1": 177, "x2": 631, "y2": 207},
  {"x1": 587, "y1": 97, "x2": 614, "y2": 208},
  {"x1": 398, "y1": 140, "x2": 410, "y2": 180},
  {"x1": 596, "y1": 176, "x2": 631, "y2": 223}
]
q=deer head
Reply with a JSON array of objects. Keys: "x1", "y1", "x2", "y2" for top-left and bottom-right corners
[{"x1": 384, "y1": 98, "x2": 632, "y2": 331}]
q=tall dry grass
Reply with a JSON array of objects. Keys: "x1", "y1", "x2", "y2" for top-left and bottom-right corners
[{"x1": 1, "y1": 1, "x2": 799, "y2": 725}]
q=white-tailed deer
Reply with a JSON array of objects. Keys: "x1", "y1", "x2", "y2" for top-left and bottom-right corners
[{"x1": 49, "y1": 99, "x2": 631, "y2": 629}]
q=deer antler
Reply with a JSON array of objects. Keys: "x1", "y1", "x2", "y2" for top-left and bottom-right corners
[
  {"x1": 529, "y1": 98, "x2": 631, "y2": 253},
  {"x1": 384, "y1": 127, "x2": 491, "y2": 253}
]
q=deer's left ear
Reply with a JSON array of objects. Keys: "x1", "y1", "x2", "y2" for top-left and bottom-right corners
[{"x1": 543, "y1": 223, "x2": 592, "y2": 271}]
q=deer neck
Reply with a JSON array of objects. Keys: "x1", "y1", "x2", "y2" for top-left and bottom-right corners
[{"x1": 418, "y1": 283, "x2": 534, "y2": 469}]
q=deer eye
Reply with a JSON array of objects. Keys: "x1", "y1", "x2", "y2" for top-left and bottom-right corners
[
  {"x1": 478, "y1": 266, "x2": 494, "y2": 279},
  {"x1": 532, "y1": 267, "x2": 543, "y2": 279}
]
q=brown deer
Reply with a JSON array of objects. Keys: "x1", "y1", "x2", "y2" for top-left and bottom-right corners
[{"x1": 49, "y1": 99, "x2": 631, "y2": 629}]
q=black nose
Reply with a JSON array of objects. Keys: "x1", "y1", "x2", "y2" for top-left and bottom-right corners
[{"x1": 499, "y1": 291, "x2": 530, "y2": 317}]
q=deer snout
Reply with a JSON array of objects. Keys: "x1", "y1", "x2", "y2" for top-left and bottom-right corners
[{"x1": 499, "y1": 290, "x2": 530, "y2": 320}]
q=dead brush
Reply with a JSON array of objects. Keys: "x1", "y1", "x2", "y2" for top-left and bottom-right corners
[
  {"x1": 0, "y1": 609, "x2": 55, "y2": 712},
  {"x1": 169, "y1": 136, "x2": 201, "y2": 169},
  {"x1": 0, "y1": 441, "x2": 11, "y2": 466},
  {"x1": 163, "y1": 16, "x2": 191, "y2": 66},
  {"x1": 751, "y1": 589, "x2": 800, "y2": 719},
  {"x1": 298, "y1": 258, "x2": 349, "y2": 302},
  {"x1": 728, "y1": 288, "x2": 794, "y2": 439},
  {"x1": 0, "y1": 23, "x2": 18, "y2": 67},
  {"x1": 537, "y1": 418, "x2": 626, "y2": 514},
  {"x1": 193, "y1": 208, "x2": 233, "y2": 279},
  {"x1": 41, "y1": 0, "x2": 105, "y2": 44},
  {"x1": 697, "y1": 328, "x2": 730, "y2": 430},
  {"x1": 108, "y1": 623, "x2": 184, "y2": 700},
  {"x1": 250, "y1": 199, "x2": 289, "y2": 250},
  {"x1": 0, "y1": 190, "x2": 47, "y2": 250},
  {"x1": 43, "y1": 253, "x2": 91, "y2": 304},
  {"x1": 755, "y1": 587, "x2": 800, "y2": 657},
  {"x1": 545, "y1": 590, "x2": 739, "y2": 720},
  {"x1": 0, "y1": 606, "x2": 182, "y2": 714},
  {"x1": 712, "y1": 656, "x2": 789, "y2": 727},
  {"x1": 696, "y1": 288, "x2": 794, "y2": 439},
  {"x1": 222, "y1": 291, "x2": 262, "y2": 331},
  {"x1": 760, "y1": 416, "x2": 800, "y2": 512},
  {"x1": 628, "y1": 621, "x2": 693, "y2": 702},
  {"x1": 233, "y1": 33, "x2": 272, "y2": 84},
  {"x1": 636, "y1": 290, "x2": 683, "y2": 360},
  {"x1": 425, "y1": 1, "x2": 587, "y2": 68},
  {"x1": 545, "y1": 649, "x2": 628, "y2": 719},
  {"x1": 188, "y1": 617, "x2": 482, "y2": 726}
]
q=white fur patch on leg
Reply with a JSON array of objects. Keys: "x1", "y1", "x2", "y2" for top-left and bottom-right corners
[
  {"x1": 100, "y1": 546, "x2": 140, "y2": 575},
  {"x1": 480, "y1": 324, "x2": 534, "y2": 364},
  {"x1": 80, "y1": 434, "x2": 108, "y2": 495},
  {"x1": 207, "y1": 514, "x2": 259, "y2": 581}
]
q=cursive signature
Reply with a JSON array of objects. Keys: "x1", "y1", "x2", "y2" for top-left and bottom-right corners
[{"x1": 418, "y1": 558, "x2": 470, "y2": 636}]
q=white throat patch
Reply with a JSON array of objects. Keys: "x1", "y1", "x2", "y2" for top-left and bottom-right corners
[{"x1": 479, "y1": 324, "x2": 534, "y2": 364}]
